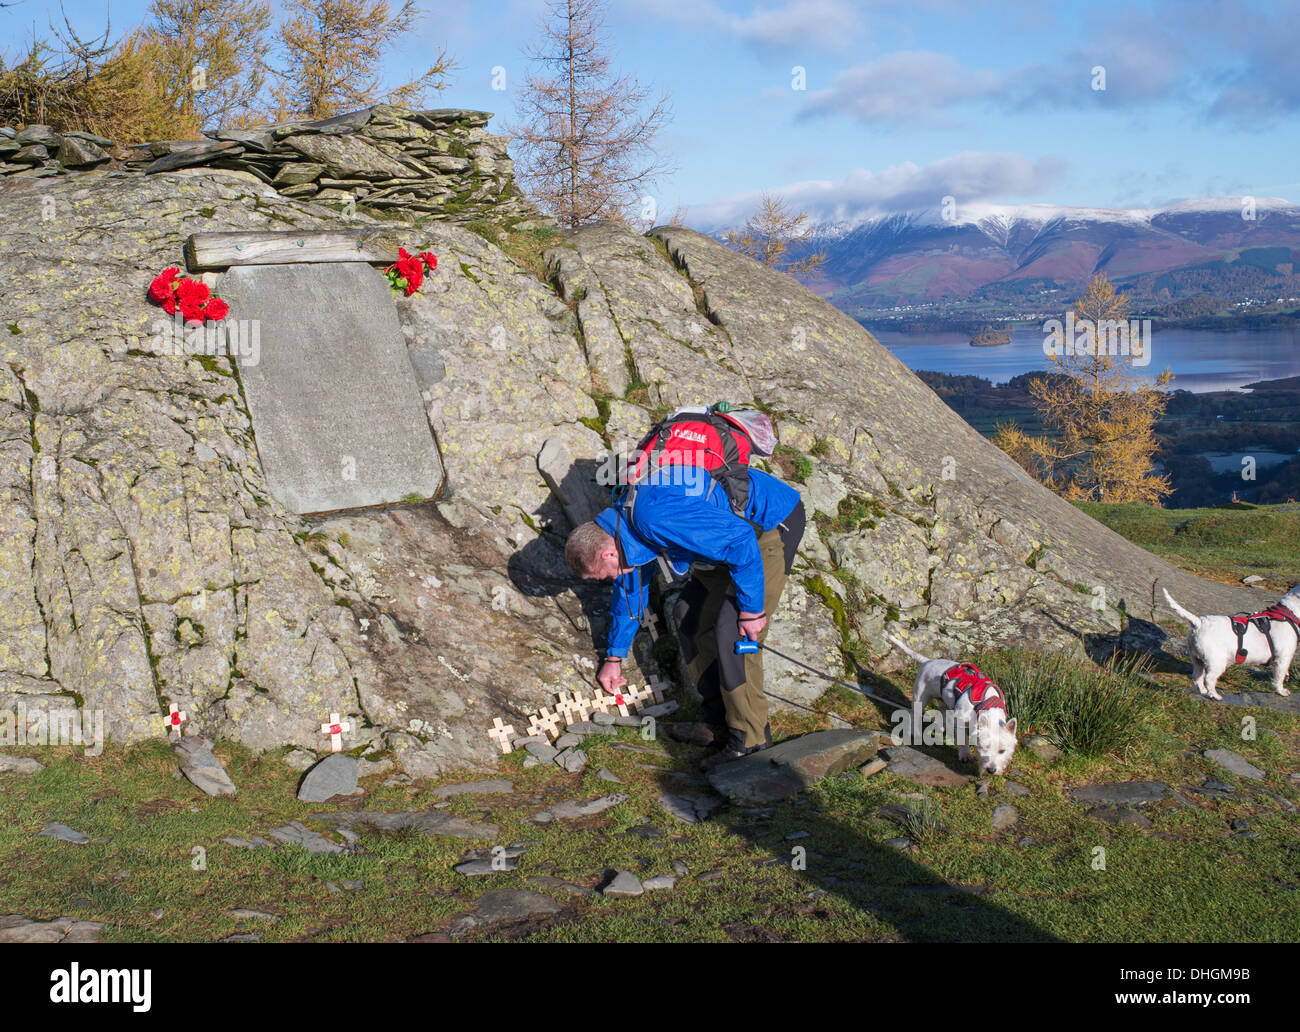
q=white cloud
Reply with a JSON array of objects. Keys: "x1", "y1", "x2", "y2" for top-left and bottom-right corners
[
  {"x1": 689, "y1": 150, "x2": 1067, "y2": 229},
  {"x1": 799, "y1": 50, "x2": 1000, "y2": 126},
  {"x1": 637, "y1": 0, "x2": 867, "y2": 53}
]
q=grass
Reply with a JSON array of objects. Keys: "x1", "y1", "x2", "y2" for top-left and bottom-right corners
[
  {"x1": 3, "y1": 498, "x2": 1299, "y2": 941},
  {"x1": 976, "y1": 649, "x2": 1156, "y2": 757},
  {"x1": 1074, "y1": 500, "x2": 1300, "y2": 591},
  {"x1": 0, "y1": 662, "x2": 1296, "y2": 942}
]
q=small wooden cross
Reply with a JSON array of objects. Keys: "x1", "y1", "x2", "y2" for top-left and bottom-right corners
[
  {"x1": 610, "y1": 691, "x2": 631, "y2": 717},
  {"x1": 647, "y1": 675, "x2": 671, "y2": 704},
  {"x1": 628, "y1": 684, "x2": 654, "y2": 711},
  {"x1": 570, "y1": 692, "x2": 593, "y2": 723},
  {"x1": 527, "y1": 707, "x2": 562, "y2": 740},
  {"x1": 587, "y1": 691, "x2": 612, "y2": 716},
  {"x1": 165, "y1": 703, "x2": 186, "y2": 737},
  {"x1": 642, "y1": 610, "x2": 660, "y2": 642},
  {"x1": 554, "y1": 691, "x2": 577, "y2": 725},
  {"x1": 488, "y1": 717, "x2": 516, "y2": 754},
  {"x1": 320, "y1": 712, "x2": 351, "y2": 752}
]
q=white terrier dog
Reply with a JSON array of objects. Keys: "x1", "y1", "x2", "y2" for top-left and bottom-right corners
[
  {"x1": 886, "y1": 635, "x2": 1019, "y2": 775},
  {"x1": 1162, "y1": 585, "x2": 1300, "y2": 701}
]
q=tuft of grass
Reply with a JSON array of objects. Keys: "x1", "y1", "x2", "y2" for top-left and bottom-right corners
[
  {"x1": 978, "y1": 648, "x2": 1156, "y2": 757},
  {"x1": 902, "y1": 796, "x2": 944, "y2": 843},
  {"x1": 830, "y1": 494, "x2": 886, "y2": 533}
]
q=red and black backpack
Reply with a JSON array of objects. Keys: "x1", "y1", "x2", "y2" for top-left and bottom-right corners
[{"x1": 624, "y1": 406, "x2": 774, "y2": 518}]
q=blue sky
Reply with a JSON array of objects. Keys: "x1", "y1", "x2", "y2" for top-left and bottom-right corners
[{"x1": 6, "y1": 0, "x2": 1299, "y2": 229}]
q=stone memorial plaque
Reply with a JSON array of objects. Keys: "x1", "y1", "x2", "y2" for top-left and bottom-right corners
[{"x1": 221, "y1": 261, "x2": 443, "y2": 514}]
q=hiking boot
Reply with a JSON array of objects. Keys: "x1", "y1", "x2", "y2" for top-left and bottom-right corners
[
  {"x1": 665, "y1": 721, "x2": 726, "y2": 746},
  {"x1": 698, "y1": 728, "x2": 771, "y2": 771}
]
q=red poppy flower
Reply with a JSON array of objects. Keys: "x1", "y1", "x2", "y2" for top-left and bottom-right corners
[
  {"x1": 204, "y1": 297, "x2": 230, "y2": 321},
  {"x1": 419, "y1": 251, "x2": 437, "y2": 270},
  {"x1": 149, "y1": 267, "x2": 180, "y2": 304},
  {"x1": 160, "y1": 294, "x2": 178, "y2": 315}
]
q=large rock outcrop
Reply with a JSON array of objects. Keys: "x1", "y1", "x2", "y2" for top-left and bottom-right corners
[{"x1": 0, "y1": 120, "x2": 1270, "y2": 772}]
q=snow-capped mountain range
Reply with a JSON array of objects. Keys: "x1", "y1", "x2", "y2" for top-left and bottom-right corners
[{"x1": 743, "y1": 197, "x2": 1300, "y2": 314}]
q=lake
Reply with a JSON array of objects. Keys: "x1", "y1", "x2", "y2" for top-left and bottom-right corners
[{"x1": 867, "y1": 325, "x2": 1300, "y2": 392}]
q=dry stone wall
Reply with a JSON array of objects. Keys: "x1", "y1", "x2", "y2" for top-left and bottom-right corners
[{"x1": 0, "y1": 104, "x2": 546, "y2": 227}]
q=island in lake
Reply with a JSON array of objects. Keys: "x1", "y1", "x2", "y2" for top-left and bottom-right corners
[{"x1": 970, "y1": 326, "x2": 1012, "y2": 347}]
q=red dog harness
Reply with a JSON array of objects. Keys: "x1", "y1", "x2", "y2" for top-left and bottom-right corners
[
  {"x1": 1229, "y1": 605, "x2": 1300, "y2": 664},
  {"x1": 940, "y1": 663, "x2": 1006, "y2": 715}
]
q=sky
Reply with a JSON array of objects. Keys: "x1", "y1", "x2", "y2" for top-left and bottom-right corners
[{"x1": 5, "y1": 0, "x2": 1299, "y2": 230}]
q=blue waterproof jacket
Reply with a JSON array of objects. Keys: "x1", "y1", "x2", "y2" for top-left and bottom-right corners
[{"x1": 594, "y1": 467, "x2": 800, "y2": 658}]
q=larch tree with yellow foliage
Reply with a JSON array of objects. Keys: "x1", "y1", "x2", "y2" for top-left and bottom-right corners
[
  {"x1": 146, "y1": 0, "x2": 273, "y2": 130},
  {"x1": 271, "y1": 0, "x2": 452, "y2": 121},
  {"x1": 0, "y1": 14, "x2": 188, "y2": 142},
  {"x1": 993, "y1": 274, "x2": 1174, "y2": 503},
  {"x1": 726, "y1": 191, "x2": 827, "y2": 278}
]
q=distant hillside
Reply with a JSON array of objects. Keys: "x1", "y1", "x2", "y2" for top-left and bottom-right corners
[{"x1": 758, "y1": 198, "x2": 1300, "y2": 320}]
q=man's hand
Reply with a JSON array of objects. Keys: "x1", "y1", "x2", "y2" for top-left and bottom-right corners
[
  {"x1": 597, "y1": 658, "x2": 628, "y2": 694},
  {"x1": 738, "y1": 611, "x2": 767, "y2": 641}
]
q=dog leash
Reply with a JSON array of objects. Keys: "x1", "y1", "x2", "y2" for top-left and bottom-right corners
[{"x1": 738, "y1": 639, "x2": 906, "y2": 712}]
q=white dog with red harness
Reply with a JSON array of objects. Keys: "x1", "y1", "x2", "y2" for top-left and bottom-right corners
[
  {"x1": 887, "y1": 635, "x2": 1019, "y2": 775},
  {"x1": 1162, "y1": 585, "x2": 1300, "y2": 701}
]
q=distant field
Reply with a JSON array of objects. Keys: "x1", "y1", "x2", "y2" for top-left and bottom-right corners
[{"x1": 1074, "y1": 501, "x2": 1300, "y2": 591}]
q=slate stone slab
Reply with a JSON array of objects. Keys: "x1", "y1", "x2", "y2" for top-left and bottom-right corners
[
  {"x1": 532, "y1": 793, "x2": 628, "y2": 824},
  {"x1": 602, "y1": 871, "x2": 643, "y2": 897},
  {"x1": 37, "y1": 822, "x2": 90, "y2": 844},
  {"x1": 454, "y1": 858, "x2": 515, "y2": 876},
  {"x1": 1204, "y1": 691, "x2": 1300, "y2": 715},
  {"x1": 297, "y1": 754, "x2": 359, "y2": 802},
  {"x1": 554, "y1": 748, "x2": 587, "y2": 773},
  {"x1": 0, "y1": 915, "x2": 103, "y2": 943},
  {"x1": 144, "y1": 139, "x2": 242, "y2": 173},
  {"x1": 1204, "y1": 748, "x2": 1265, "y2": 781},
  {"x1": 1068, "y1": 781, "x2": 1168, "y2": 806},
  {"x1": 312, "y1": 810, "x2": 498, "y2": 840},
  {"x1": 0, "y1": 754, "x2": 43, "y2": 774},
  {"x1": 991, "y1": 803, "x2": 1019, "y2": 831},
  {"x1": 174, "y1": 737, "x2": 238, "y2": 796},
  {"x1": 13, "y1": 125, "x2": 59, "y2": 146},
  {"x1": 55, "y1": 136, "x2": 109, "y2": 168},
  {"x1": 266, "y1": 821, "x2": 348, "y2": 854},
  {"x1": 656, "y1": 792, "x2": 722, "y2": 824},
  {"x1": 450, "y1": 889, "x2": 562, "y2": 934},
  {"x1": 222, "y1": 262, "x2": 444, "y2": 514},
  {"x1": 431, "y1": 779, "x2": 513, "y2": 798},
  {"x1": 285, "y1": 133, "x2": 412, "y2": 178},
  {"x1": 707, "y1": 730, "x2": 890, "y2": 805},
  {"x1": 881, "y1": 745, "x2": 972, "y2": 788}
]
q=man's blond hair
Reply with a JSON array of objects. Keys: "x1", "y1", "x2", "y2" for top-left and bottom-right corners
[{"x1": 565, "y1": 521, "x2": 613, "y2": 574}]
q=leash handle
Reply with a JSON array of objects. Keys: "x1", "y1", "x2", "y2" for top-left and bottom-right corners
[{"x1": 734, "y1": 638, "x2": 760, "y2": 655}]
